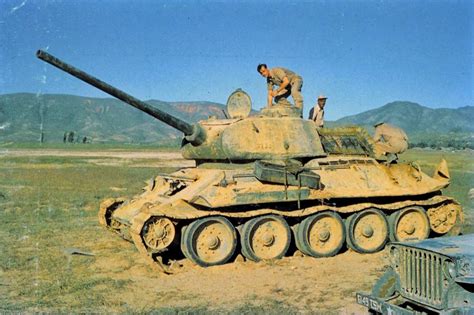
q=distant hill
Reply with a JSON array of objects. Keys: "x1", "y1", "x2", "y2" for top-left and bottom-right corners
[
  {"x1": 1, "y1": 94, "x2": 472, "y2": 148},
  {"x1": 330, "y1": 101, "x2": 474, "y2": 149},
  {"x1": 0, "y1": 93, "x2": 227, "y2": 144},
  {"x1": 332, "y1": 101, "x2": 474, "y2": 134}
]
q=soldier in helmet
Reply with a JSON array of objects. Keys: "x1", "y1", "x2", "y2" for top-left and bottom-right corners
[
  {"x1": 308, "y1": 95, "x2": 327, "y2": 128},
  {"x1": 257, "y1": 64, "x2": 303, "y2": 111}
]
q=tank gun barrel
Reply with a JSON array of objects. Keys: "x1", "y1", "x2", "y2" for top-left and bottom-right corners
[{"x1": 36, "y1": 50, "x2": 204, "y2": 143}]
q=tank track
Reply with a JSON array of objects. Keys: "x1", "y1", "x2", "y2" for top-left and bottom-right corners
[{"x1": 99, "y1": 195, "x2": 463, "y2": 274}]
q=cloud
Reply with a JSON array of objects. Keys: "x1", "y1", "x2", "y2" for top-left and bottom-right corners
[
  {"x1": 10, "y1": 0, "x2": 28, "y2": 14},
  {"x1": 0, "y1": 123, "x2": 11, "y2": 130}
]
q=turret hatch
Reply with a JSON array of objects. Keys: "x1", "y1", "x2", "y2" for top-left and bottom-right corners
[{"x1": 226, "y1": 88, "x2": 252, "y2": 119}]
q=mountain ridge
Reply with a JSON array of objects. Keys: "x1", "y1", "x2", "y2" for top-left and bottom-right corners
[
  {"x1": 333, "y1": 101, "x2": 474, "y2": 133},
  {"x1": 0, "y1": 93, "x2": 227, "y2": 144},
  {"x1": 1, "y1": 93, "x2": 472, "y2": 148}
]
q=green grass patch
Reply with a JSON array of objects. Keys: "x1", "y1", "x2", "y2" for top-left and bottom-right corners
[
  {"x1": 0, "y1": 148, "x2": 472, "y2": 312},
  {"x1": 0, "y1": 151, "x2": 178, "y2": 312},
  {"x1": 400, "y1": 149, "x2": 473, "y2": 232}
]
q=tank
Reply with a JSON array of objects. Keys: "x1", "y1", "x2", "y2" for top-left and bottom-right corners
[{"x1": 37, "y1": 50, "x2": 464, "y2": 273}]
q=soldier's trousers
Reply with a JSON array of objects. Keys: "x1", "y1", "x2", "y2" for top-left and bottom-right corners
[
  {"x1": 291, "y1": 77, "x2": 303, "y2": 110},
  {"x1": 274, "y1": 77, "x2": 303, "y2": 110}
]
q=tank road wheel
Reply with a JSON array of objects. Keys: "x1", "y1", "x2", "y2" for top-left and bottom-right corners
[
  {"x1": 296, "y1": 212, "x2": 345, "y2": 257},
  {"x1": 389, "y1": 206, "x2": 430, "y2": 242},
  {"x1": 181, "y1": 216, "x2": 237, "y2": 267},
  {"x1": 346, "y1": 209, "x2": 388, "y2": 254},
  {"x1": 240, "y1": 215, "x2": 291, "y2": 262},
  {"x1": 141, "y1": 217, "x2": 176, "y2": 253}
]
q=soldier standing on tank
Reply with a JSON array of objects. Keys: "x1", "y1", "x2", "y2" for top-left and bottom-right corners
[
  {"x1": 257, "y1": 64, "x2": 303, "y2": 111},
  {"x1": 308, "y1": 95, "x2": 327, "y2": 128}
]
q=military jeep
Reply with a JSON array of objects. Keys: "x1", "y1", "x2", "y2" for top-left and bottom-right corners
[{"x1": 357, "y1": 234, "x2": 474, "y2": 314}]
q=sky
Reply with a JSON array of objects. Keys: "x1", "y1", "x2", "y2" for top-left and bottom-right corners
[{"x1": 0, "y1": 0, "x2": 472, "y2": 120}]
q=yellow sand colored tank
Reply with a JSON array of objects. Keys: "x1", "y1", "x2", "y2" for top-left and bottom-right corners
[{"x1": 38, "y1": 50, "x2": 464, "y2": 273}]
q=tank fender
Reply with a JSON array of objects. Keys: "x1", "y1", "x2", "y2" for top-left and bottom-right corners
[
  {"x1": 371, "y1": 267, "x2": 400, "y2": 299},
  {"x1": 433, "y1": 158, "x2": 450, "y2": 181},
  {"x1": 143, "y1": 194, "x2": 458, "y2": 220}
]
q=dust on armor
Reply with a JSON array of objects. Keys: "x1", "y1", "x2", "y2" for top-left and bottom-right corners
[{"x1": 37, "y1": 50, "x2": 464, "y2": 273}]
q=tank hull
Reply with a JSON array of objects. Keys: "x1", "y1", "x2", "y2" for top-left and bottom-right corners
[{"x1": 99, "y1": 157, "x2": 463, "y2": 273}]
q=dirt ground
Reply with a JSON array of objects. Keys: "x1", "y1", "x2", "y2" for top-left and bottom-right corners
[
  {"x1": 92, "y1": 231, "x2": 388, "y2": 314},
  {"x1": 0, "y1": 148, "x2": 402, "y2": 313}
]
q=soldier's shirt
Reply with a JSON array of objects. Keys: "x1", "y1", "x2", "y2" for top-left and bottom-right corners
[
  {"x1": 311, "y1": 105, "x2": 324, "y2": 128},
  {"x1": 267, "y1": 67, "x2": 301, "y2": 91}
]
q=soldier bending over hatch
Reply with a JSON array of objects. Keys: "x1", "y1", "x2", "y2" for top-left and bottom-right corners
[{"x1": 257, "y1": 64, "x2": 303, "y2": 111}]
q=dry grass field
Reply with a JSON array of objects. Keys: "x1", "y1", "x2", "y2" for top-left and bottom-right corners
[{"x1": 0, "y1": 146, "x2": 472, "y2": 313}]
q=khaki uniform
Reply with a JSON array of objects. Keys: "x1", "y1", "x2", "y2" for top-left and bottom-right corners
[
  {"x1": 309, "y1": 105, "x2": 324, "y2": 128},
  {"x1": 267, "y1": 67, "x2": 303, "y2": 109},
  {"x1": 373, "y1": 123, "x2": 408, "y2": 156}
]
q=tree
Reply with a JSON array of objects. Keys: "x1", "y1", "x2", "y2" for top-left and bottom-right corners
[{"x1": 67, "y1": 131, "x2": 75, "y2": 143}]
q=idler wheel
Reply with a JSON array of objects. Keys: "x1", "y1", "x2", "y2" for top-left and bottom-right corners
[
  {"x1": 346, "y1": 208, "x2": 388, "y2": 253},
  {"x1": 181, "y1": 216, "x2": 237, "y2": 267},
  {"x1": 98, "y1": 198, "x2": 125, "y2": 228},
  {"x1": 240, "y1": 215, "x2": 291, "y2": 262},
  {"x1": 141, "y1": 216, "x2": 176, "y2": 253},
  {"x1": 427, "y1": 203, "x2": 462, "y2": 235},
  {"x1": 295, "y1": 212, "x2": 345, "y2": 257},
  {"x1": 389, "y1": 206, "x2": 430, "y2": 242}
]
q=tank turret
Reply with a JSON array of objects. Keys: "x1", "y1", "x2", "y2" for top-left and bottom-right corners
[{"x1": 37, "y1": 50, "x2": 329, "y2": 162}]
